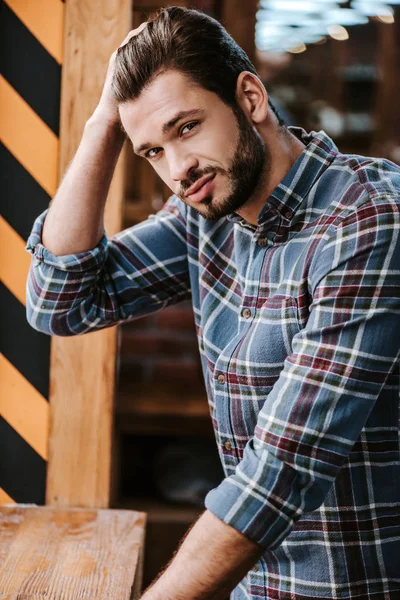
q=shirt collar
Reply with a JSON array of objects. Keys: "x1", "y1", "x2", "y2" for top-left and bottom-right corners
[{"x1": 227, "y1": 127, "x2": 338, "y2": 229}]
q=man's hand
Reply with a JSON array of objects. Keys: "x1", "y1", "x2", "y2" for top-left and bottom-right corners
[
  {"x1": 40, "y1": 24, "x2": 148, "y2": 256},
  {"x1": 95, "y1": 22, "x2": 148, "y2": 126}
]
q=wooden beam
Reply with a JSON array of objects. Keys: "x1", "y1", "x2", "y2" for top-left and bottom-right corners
[
  {"x1": 46, "y1": 0, "x2": 131, "y2": 509},
  {"x1": 372, "y1": 18, "x2": 400, "y2": 159},
  {"x1": 220, "y1": 0, "x2": 258, "y2": 63}
]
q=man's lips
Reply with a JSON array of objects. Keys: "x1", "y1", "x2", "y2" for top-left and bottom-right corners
[
  {"x1": 184, "y1": 173, "x2": 216, "y2": 203},
  {"x1": 185, "y1": 173, "x2": 215, "y2": 197}
]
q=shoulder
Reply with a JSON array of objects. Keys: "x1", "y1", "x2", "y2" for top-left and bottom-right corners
[{"x1": 318, "y1": 153, "x2": 400, "y2": 228}]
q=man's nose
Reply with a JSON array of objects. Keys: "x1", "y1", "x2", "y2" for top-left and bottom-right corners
[{"x1": 168, "y1": 150, "x2": 198, "y2": 183}]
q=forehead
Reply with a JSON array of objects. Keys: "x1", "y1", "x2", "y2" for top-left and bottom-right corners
[{"x1": 118, "y1": 70, "x2": 219, "y2": 140}]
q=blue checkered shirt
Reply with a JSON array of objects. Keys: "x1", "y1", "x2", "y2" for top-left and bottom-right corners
[{"x1": 26, "y1": 127, "x2": 400, "y2": 599}]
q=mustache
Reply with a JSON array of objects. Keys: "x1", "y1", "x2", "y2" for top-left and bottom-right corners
[{"x1": 179, "y1": 165, "x2": 225, "y2": 196}]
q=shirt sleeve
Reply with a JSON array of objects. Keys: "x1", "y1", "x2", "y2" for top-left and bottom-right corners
[
  {"x1": 204, "y1": 194, "x2": 400, "y2": 550},
  {"x1": 25, "y1": 194, "x2": 190, "y2": 336}
]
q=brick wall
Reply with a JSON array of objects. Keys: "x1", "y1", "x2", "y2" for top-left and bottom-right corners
[{"x1": 118, "y1": 302, "x2": 204, "y2": 392}]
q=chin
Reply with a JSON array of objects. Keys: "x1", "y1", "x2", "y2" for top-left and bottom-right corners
[{"x1": 200, "y1": 196, "x2": 232, "y2": 221}]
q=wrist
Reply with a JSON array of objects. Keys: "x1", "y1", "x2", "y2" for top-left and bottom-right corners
[
  {"x1": 87, "y1": 105, "x2": 122, "y2": 133},
  {"x1": 140, "y1": 585, "x2": 164, "y2": 600}
]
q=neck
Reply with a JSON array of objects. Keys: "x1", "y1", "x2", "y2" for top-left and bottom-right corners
[{"x1": 235, "y1": 127, "x2": 305, "y2": 226}]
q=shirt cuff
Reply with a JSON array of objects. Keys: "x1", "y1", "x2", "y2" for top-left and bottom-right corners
[
  {"x1": 204, "y1": 438, "x2": 305, "y2": 551},
  {"x1": 25, "y1": 209, "x2": 108, "y2": 273}
]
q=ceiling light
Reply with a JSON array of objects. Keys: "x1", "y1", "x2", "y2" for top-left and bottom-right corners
[
  {"x1": 282, "y1": 36, "x2": 308, "y2": 53},
  {"x1": 324, "y1": 8, "x2": 369, "y2": 24},
  {"x1": 351, "y1": 1, "x2": 394, "y2": 16},
  {"x1": 261, "y1": 1, "x2": 342, "y2": 12},
  {"x1": 287, "y1": 43, "x2": 307, "y2": 53},
  {"x1": 352, "y1": 0, "x2": 400, "y2": 4},
  {"x1": 376, "y1": 13, "x2": 395, "y2": 21},
  {"x1": 328, "y1": 24, "x2": 350, "y2": 39},
  {"x1": 256, "y1": 10, "x2": 326, "y2": 26},
  {"x1": 255, "y1": 0, "x2": 382, "y2": 54}
]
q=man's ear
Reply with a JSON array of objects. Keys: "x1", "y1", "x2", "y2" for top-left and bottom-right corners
[{"x1": 235, "y1": 71, "x2": 269, "y2": 125}]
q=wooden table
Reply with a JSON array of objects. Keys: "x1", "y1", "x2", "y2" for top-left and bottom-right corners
[{"x1": 0, "y1": 505, "x2": 146, "y2": 599}]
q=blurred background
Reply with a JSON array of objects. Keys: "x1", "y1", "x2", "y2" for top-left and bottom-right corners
[
  {"x1": 1, "y1": 0, "x2": 399, "y2": 592},
  {"x1": 115, "y1": 0, "x2": 400, "y2": 588}
]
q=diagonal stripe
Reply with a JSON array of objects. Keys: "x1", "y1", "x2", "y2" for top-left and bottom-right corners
[
  {"x1": 1, "y1": 3, "x2": 61, "y2": 136},
  {"x1": 0, "y1": 488, "x2": 15, "y2": 505},
  {"x1": 0, "y1": 216, "x2": 31, "y2": 307},
  {"x1": 0, "y1": 417, "x2": 46, "y2": 504},
  {"x1": 0, "y1": 76, "x2": 59, "y2": 197},
  {"x1": 0, "y1": 143, "x2": 51, "y2": 243},
  {"x1": 0, "y1": 355, "x2": 49, "y2": 461},
  {"x1": 4, "y1": 0, "x2": 64, "y2": 64},
  {"x1": 1, "y1": 283, "x2": 50, "y2": 400}
]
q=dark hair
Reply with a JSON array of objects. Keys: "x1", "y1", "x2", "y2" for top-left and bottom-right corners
[{"x1": 112, "y1": 6, "x2": 286, "y2": 127}]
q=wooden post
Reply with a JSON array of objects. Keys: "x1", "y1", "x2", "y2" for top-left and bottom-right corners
[{"x1": 46, "y1": 0, "x2": 131, "y2": 509}]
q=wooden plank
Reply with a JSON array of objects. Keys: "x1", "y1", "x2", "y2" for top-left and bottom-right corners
[
  {"x1": 0, "y1": 505, "x2": 146, "y2": 599},
  {"x1": 46, "y1": 0, "x2": 131, "y2": 509}
]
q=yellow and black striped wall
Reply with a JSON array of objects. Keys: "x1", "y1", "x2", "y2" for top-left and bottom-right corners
[{"x1": 0, "y1": 0, "x2": 64, "y2": 505}]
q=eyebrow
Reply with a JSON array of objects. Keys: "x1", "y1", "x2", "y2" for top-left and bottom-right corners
[{"x1": 133, "y1": 109, "x2": 205, "y2": 155}]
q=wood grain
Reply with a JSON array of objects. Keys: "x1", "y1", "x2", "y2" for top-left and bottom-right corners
[
  {"x1": 46, "y1": 0, "x2": 131, "y2": 508},
  {"x1": 0, "y1": 505, "x2": 146, "y2": 599}
]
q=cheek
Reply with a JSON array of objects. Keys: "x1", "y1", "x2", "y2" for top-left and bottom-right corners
[
  {"x1": 152, "y1": 162, "x2": 175, "y2": 191},
  {"x1": 205, "y1": 128, "x2": 237, "y2": 166}
]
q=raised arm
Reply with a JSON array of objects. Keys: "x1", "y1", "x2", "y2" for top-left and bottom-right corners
[
  {"x1": 41, "y1": 24, "x2": 147, "y2": 256},
  {"x1": 25, "y1": 24, "x2": 191, "y2": 337}
]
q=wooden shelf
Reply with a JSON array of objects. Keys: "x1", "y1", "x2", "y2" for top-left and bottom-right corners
[
  {"x1": 116, "y1": 384, "x2": 210, "y2": 418},
  {"x1": 115, "y1": 496, "x2": 202, "y2": 524},
  {"x1": 116, "y1": 414, "x2": 214, "y2": 436},
  {"x1": 115, "y1": 383, "x2": 214, "y2": 436}
]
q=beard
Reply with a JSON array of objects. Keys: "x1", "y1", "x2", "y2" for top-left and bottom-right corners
[{"x1": 177, "y1": 105, "x2": 269, "y2": 220}]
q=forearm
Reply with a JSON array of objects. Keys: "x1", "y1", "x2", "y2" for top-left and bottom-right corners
[
  {"x1": 42, "y1": 109, "x2": 125, "y2": 256},
  {"x1": 141, "y1": 509, "x2": 262, "y2": 600}
]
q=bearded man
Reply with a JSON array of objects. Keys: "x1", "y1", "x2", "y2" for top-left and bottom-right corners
[{"x1": 26, "y1": 7, "x2": 400, "y2": 600}]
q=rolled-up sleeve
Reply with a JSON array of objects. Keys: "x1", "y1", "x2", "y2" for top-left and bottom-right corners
[
  {"x1": 25, "y1": 195, "x2": 190, "y2": 336},
  {"x1": 205, "y1": 195, "x2": 400, "y2": 549}
]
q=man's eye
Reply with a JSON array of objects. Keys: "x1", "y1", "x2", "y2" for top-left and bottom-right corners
[
  {"x1": 146, "y1": 148, "x2": 162, "y2": 159},
  {"x1": 181, "y1": 122, "x2": 198, "y2": 135}
]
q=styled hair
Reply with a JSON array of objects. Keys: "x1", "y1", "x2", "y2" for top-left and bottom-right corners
[{"x1": 112, "y1": 6, "x2": 286, "y2": 127}]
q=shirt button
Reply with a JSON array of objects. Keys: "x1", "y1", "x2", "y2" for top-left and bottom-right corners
[
  {"x1": 224, "y1": 441, "x2": 232, "y2": 451},
  {"x1": 242, "y1": 308, "x2": 251, "y2": 319},
  {"x1": 285, "y1": 210, "x2": 293, "y2": 219},
  {"x1": 253, "y1": 564, "x2": 259, "y2": 572},
  {"x1": 257, "y1": 238, "x2": 267, "y2": 247},
  {"x1": 217, "y1": 374, "x2": 226, "y2": 384}
]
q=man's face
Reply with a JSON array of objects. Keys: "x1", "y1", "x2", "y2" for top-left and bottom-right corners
[{"x1": 119, "y1": 69, "x2": 267, "y2": 220}]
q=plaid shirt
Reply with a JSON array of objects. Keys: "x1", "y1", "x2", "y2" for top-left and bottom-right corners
[{"x1": 26, "y1": 127, "x2": 400, "y2": 599}]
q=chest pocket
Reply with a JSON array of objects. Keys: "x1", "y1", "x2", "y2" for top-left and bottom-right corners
[{"x1": 249, "y1": 294, "x2": 302, "y2": 366}]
